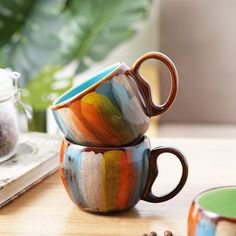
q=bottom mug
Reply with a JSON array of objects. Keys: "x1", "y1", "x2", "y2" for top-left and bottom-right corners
[{"x1": 59, "y1": 136, "x2": 188, "y2": 213}]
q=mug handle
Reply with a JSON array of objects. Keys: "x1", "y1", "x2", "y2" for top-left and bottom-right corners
[
  {"x1": 142, "y1": 147, "x2": 188, "y2": 203},
  {"x1": 130, "y1": 52, "x2": 178, "y2": 116}
]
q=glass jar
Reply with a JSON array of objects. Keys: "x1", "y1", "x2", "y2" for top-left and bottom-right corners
[{"x1": 0, "y1": 69, "x2": 21, "y2": 162}]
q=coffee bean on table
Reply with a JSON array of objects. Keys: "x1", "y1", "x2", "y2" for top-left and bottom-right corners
[
  {"x1": 164, "y1": 230, "x2": 173, "y2": 236},
  {"x1": 149, "y1": 232, "x2": 157, "y2": 236}
]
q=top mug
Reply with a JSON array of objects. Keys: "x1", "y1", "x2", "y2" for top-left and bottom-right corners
[{"x1": 51, "y1": 52, "x2": 178, "y2": 146}]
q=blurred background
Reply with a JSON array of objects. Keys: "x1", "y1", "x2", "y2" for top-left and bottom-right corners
[
  {"x1": 1, "y1": 0, "x2": 236, "y2": 139},
  {"x1": 159, "y1": 0, "x2": 236, "y2": 138}
]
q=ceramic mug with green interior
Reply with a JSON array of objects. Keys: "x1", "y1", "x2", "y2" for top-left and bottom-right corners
[
  {"x1": 188, "y1": 186, "x2": 236, "y2": 236},
  {"x1": 51, "y1": 52, "x2": 178, "y2": 147}
]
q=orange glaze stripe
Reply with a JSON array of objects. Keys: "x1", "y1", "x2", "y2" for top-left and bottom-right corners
[{"x1": 69, "y1": 100, "x2": 102, "y2": 145}]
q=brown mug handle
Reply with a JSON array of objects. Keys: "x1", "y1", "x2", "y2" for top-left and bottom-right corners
[
  {"x1": 130, "y1": 52, "x2": 178, "y2": 116},
  {"x1": 142, "y1": 147, "x2": 188, "y2": 203}
]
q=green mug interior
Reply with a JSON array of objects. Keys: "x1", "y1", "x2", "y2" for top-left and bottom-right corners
[
  {"x1": 53, "y1": 63, "x2": 120, "y2": 105},
  {"x1": 197, "y1": 186, "x2": 236, "y2": 218}
]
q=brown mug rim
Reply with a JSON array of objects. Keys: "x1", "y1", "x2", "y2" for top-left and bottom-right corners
[
  {"x1": 63, "y1": 135, "x2": 150, "y2": 150},
  {"x1": 192, "y1": 185, "x2": 236, "y2": 222},
  {"x1": 51, "y1": 62, "x2": 128, "y2": 110}
]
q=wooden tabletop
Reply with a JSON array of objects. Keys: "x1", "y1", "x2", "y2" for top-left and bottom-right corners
[{"x1": 1, "y1": 138, "x2": 236, "y2": 236}]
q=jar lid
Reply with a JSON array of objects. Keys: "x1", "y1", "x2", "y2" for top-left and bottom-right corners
[{"x1": 0, "y1": 69, "x2": 19, "y2": 101}]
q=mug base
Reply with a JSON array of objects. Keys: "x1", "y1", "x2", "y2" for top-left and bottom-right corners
[{"x1": 77, "y1": 204, "x2": 136, "y2": 215}]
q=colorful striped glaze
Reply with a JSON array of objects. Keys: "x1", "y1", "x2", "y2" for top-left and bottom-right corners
[
  {"x1": 52, "y1": 64, "x2": 149, "y2": 146},
  {"x1": 59, "y1": 136, "x2": 150, "y2": 213},
  {"x1": 188, "y1": 188, "x2": 236, "y2": 236}
]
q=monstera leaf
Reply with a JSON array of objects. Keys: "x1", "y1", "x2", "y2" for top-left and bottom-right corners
[
  {"x1": 60, "y1": 0, "x2": 151, "y2": 73},
  {"x1": 0, "y1": 0, "x2": 151, "y2": 110},
  {"x1": 0, "y1": 0, "x2": 65, "y2": 86}
]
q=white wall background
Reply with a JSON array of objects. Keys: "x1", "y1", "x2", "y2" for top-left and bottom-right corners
[{"x1": 160, "y1": 0, "x2": 236, "y2": 124}]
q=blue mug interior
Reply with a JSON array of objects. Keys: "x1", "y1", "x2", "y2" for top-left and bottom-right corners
[{"x1": 53, "y1": 63, "x2": 120, "y2": 105}]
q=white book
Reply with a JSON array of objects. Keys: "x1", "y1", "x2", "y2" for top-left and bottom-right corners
[{"x1": 0, "y1": 132, "x2": 61, "y2": 208}]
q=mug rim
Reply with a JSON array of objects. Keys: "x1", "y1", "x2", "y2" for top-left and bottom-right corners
[
  {"x1": 63, "y1": 135, "x2": 150, "y2": 150},
  {"x1": 51, "y1": 62, "x2": 127, "y2": 110},
  {"x1": 193, "y1": 185, "x2": 236, "y2": 221}
]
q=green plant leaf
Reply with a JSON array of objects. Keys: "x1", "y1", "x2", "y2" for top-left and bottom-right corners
[
  {"x1": 0, "y1": 0, "x2": 35, "y2": 46},
  {"x1": 59, "y1": 0, "x2": 151, "y2": 72},
  {"x1": 23, "y1": 65, "x2": 73, "y2": 111},
  {"x1": 1, "y1": 0, "x2": 65, "y2": 86}
]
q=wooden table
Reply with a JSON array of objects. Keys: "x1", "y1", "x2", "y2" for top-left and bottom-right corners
[{"x1": 1, "y1": 138, "x2": 236, "y2": 236}]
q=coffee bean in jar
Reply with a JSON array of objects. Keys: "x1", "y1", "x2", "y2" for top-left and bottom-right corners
[
  {"x1": 0, "y1": 113, "x2": 19, "y2": 161},
  {"x1": 0, "y1": 69, "x2": 21, "y2": 162}
]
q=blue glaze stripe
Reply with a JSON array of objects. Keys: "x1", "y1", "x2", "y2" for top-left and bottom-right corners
[
  {"x1": 196, "y1": 219, "x2": 216, "y2": 236},
  {"x1": 52, "y1": 110, "x2": 76, "y2": 142},
  {"x1": 64, "y1": 146, "x2": 87, "y2": 207},
  {"x1": 128, "y1": 150, "x2": 142, "y2": 207}
]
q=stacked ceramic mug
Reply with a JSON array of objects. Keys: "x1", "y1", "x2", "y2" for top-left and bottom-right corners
[{"x1": 52, "y1": 52, "x2": 188, "y2": 213}]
